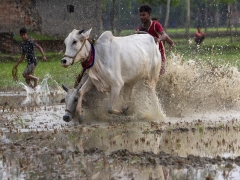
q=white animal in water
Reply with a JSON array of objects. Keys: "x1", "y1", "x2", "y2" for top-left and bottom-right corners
[{"x1": 61, "y1": 28, "x2": 161, "y2": 122}]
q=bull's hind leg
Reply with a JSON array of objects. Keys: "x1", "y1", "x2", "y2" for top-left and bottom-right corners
[{"x1": 122, "y1": 84, "x2": 135, "y2": 114}]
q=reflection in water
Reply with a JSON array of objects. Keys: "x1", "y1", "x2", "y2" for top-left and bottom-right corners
[{"x1": 1, "y1": 120, "x2": 240, "y2": 179}]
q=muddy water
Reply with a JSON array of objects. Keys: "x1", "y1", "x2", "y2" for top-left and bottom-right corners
[
  {"x1": 1, "y1": 96, "x2": 240, "y2": 179},
  {"x1": 2, "y1": 55, "x2": 240, "y2": 179}
]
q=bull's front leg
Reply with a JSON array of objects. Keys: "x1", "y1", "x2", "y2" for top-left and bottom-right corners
[
  {"x1": 108, "y1": 84, "x2": 123, "y2": 115},
  {"x1": 76, "y1": 78, "x2": 93, "y2": 116}
]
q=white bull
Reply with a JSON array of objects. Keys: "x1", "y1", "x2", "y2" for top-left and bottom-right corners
[{"x1": 61, "y1": 28, "x2": 161, "y2": 121}]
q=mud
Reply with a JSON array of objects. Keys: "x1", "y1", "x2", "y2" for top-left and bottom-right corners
[
  {"x1": 1, "y1": 95, "x2": 240, "y2": 179},
  {"x1": 2, "y1": 54, "x2": 240, "y2": 179}
]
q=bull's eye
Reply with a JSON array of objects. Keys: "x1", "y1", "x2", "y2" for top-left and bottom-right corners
[{"x1": 73, "y1": 40, "x2": 77, "y2": 45}]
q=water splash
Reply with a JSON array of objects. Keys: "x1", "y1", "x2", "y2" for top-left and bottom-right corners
[
  {"x1": 20, "y1": 74, "x2": 65, "y2": 106},
  {"x1": 158, "y1": 53, "x2": 240, "y2": 117},
  {"x1": 76, "y1": 78, "x2": 165, "y2": 123}
]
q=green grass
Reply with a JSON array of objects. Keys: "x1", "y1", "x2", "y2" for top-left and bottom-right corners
[
  {"x1": 1, "y1": 27, "x2": 240, "y2": 90},
  {"x1": 171, "y1": 36, "x2": 240, "y2": 67},
  {"x1": 0, "y1": 52, "x2": 81, "y2": 90},
  {"x1": 119, "y1": 28, "x2": 240, "y2": 67},
  {"x1": 166, "y1": 27, "x2": 239, "y2": 34},
  {"x1": 13, "y1": 31, "x2": 60, "y2": 41},
  {"x1": 119, "y1": 27, "x2": 240, "y2": 36}
]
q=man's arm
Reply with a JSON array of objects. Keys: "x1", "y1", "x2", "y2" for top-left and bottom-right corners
[
  {"x1": 35, "y1": 43, "x2": 47, "y2": 61},
  {"x1": 155, "y1": 31, "x2": 174, "y2": 52}
]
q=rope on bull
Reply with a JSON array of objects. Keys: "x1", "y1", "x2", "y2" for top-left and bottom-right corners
[
  {"x1": 12, "y1": 66, "x2": 18, "y2": 82},
  {"x1": 74, "y1": 68, "x2": 86, "y2": 88},
  {"x1": 73, "y1": 38, "x2": 95, "y2": 88}
]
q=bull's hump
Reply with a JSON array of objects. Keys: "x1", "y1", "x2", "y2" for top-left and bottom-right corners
[{"x1": 98, "y1": 31, "x2": 113, "y2": 43}]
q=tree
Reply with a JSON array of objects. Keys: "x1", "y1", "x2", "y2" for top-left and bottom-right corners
[
  {"x1": 102, "y1": 0, "x2": 138, "y2": 34},
  {"x1": 164, "y1": 0, "x2": 171, "y2": 29},
  {"x1": 218, "y1": 0, "x2": 237, "y2": 42},
  {"x1": 111, "y1": 0, "x2": 116, "y2": 33},
  {"x1": 185, "y1": 0, "x2": 190, "y2": 37}
]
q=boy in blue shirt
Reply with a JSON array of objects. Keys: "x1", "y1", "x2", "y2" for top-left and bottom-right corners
[{"x1": 14, "y1": 27, "x2": 47, "y2": 89}]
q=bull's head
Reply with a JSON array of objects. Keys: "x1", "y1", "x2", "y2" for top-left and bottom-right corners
[
  {"x1": 61, "y1": 84, "x2": 79, "y2": 122},
  {"x1": 61, "y1": 28, "x2": 92, "y2": 68}
]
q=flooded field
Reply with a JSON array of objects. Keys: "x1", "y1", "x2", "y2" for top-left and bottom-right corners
[{"x1": 1, "y1": 55, "x2": 240, "y2": 179}]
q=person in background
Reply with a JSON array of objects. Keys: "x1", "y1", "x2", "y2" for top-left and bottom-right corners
[
  {"x1": 194, "y1": 25, "x2": 206, "y2": 45},
  {"x1": 152, "y1": 17, "x2": 159, "y2": 22},
  {"x1": 135, "y1": 5, "x2": 174, "y2": 75},
  {"x1": 14, "y1": 27, "x2": 47, "y2": 89}
]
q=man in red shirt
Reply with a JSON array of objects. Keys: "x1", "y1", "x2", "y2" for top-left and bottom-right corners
[
  {"x1": 194, "y1": 25, "x2": 206, "y2": 45},
  {"x1": 135, "y1": 5, "x2": 174, "y2": 75}
]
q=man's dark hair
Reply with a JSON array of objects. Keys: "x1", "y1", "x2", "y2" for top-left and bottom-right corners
[
  {"x1": 139, "y1": 5, "x2": 152, "y2": 14},
  {"x1": 19, "y1": 27, "x2": 27, "y2": 34},
  {"x1": 152, "y1": 17, "x2": 158, "y2": 21},
  {"x1": 197, "y1": 25, "x2": 201, "y2": 29}
]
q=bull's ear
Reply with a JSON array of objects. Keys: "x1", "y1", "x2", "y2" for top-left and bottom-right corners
[
  {"x1": 62, "y1": 84, "x2": 68, "y2": 92},
  {"x1": 80, "y1": 28, "x2": 92, "y2": 40},
  {"x1": 60, "y1": 98, "x2": 65, "y2": 103},
  {"x1": 79, "y1": 29, "x2": 84, "y2": 34}
]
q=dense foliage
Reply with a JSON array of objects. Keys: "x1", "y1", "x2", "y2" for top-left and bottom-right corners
[{"x1": 102, "y1": 0, "x2": 240, "y2": 30}]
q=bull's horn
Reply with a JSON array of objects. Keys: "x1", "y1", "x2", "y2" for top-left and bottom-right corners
[
  {"x1": 79, "y1": 29, "x2": 84, "y2": 34},
  {"x1": 62, "y1": 84, "x2": 68, "y2": 92}
]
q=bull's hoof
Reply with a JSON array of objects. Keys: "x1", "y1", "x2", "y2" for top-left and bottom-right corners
[
  {"x1": 108, "y1": 108, "x2": 129, "y2": 115},
  {"x1": 108, "y1": 109, "x2": 123, "y2": 115}
]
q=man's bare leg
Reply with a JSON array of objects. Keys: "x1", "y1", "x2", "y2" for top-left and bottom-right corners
[
  {"x1": 25, "y1": 78, "x2": 33, "y2": 88},
  {"x1": 24, "y1": 74, "x2": 39, "y2": 89},
  {"x1": 160, "y1": 62, "x2": 166, "y2": 75},
  {"x1": 33, "y1": 77, "x2": 39, "y2": 88}
]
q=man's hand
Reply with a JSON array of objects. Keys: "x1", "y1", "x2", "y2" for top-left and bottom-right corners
[
  {"x1": 166, "y1": 43, "x2": 174, "y2": 53},
  {"x1": 154, "y1": 37, "x2": 160, "y2": 43},
  {"x1": 160, "y1": 66, "x2": 165, "y2": 75}
]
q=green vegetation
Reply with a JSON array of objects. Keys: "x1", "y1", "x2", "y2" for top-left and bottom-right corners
[
  {"x1": 1, "y1": 27, "x2": 240, "y2": 90},
  {"x1": 120, "y1": 27, "x2": 240, "y2": 67},
  {"x1": 0, "y1": 51, "x2": 81, "y2": 90},
  {"x1": 120, "y1": 27, "x2": 240, "y2": 36},
  {"x1": 13, "y1": 31, "x2": 59, "y2": 41},
  {"x1": 172, "y1": 36, "x2": 240, "y2": 67}
]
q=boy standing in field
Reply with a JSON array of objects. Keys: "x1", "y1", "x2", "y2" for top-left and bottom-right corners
[
  {"x1": 14, "y1": 27, "x2": 47, "y2": 89},
  {"x1": 135, "y1": 5, "x2": 174, "y2": 75}
]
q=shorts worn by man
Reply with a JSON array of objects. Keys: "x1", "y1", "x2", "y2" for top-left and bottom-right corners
[
  {"x1": 135, "y1": 5, "x2": 174, "y2": 75},
  {"x1": 14, "y1": 27, "x2": 47, "y2": 89}
]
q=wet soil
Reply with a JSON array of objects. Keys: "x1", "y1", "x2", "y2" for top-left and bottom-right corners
[
  {"x1": 1, "y1": 117, "x2": 240, "y2": 179},
  {"x1": 1, "y1": 93, "x2": 240, "y2": 179}
]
